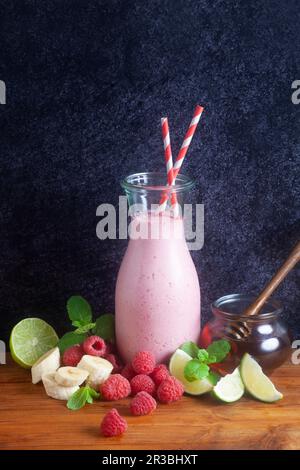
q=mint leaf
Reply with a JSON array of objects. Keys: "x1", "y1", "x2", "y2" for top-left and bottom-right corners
[
  {"x1": 67, "y1": 296, "x2": 92, "y2": 326},
  {"x1": 197, "y1": 349, "x2": 209, "y2": 362},
  {"x1": 67, "y1": 387, "x2": 89, "y2": 410},
  {"x1": 207, "y1": 371, "x2": 220, "y2": 386},
  {"x1": 86, "y1": 386, "x2": 100, "y2": 400},
  {"x1": 184, "y1": 359, "x2": 210, "y2": 382},
  {"x1": 196, "y1": 348, "x2": 217, "y2": 364},
  {"x1": 93, "y1": 314, "x2": 115, "y2": 342},
  {"x1": 88, "y1": 388, "x2": 99, "y2": 398},
  {"x1": 74, "y1": 323, "x2": 96, "y2": 334},
  {"x1": 58, "y1": 331, "x2": 87, "y2": 353},
  {"x1": 206, "y1": 354, "x2": 217, "y2": 364},
  {"x1": 71, "y1": 320, "x2": 83, "y2": 328},
  {"x1": 67, "y1": 386, "x2": 100, "y2": 410},
  {"x1": 206, "y1": 340, "x2": 231, "y2": 363},
  {"x1": 180, "y1": 341, "x2": 199, "y2": 358},
  {"x1": 86, "y1": 394, "x2": 94, "y2": 404}
]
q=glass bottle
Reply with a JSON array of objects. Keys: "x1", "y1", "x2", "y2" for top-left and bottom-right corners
[{"x1": 115, "y1": 172, "x2": 201, "y2": 363}]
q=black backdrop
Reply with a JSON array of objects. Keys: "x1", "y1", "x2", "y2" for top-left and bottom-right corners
[{"x1": 0, "y1": 0, "x2": 299, "y2": 344}]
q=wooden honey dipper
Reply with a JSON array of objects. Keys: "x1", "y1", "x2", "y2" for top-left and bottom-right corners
[{"x1": 226, "y1": 240, "x2": 300, "y2": 340}]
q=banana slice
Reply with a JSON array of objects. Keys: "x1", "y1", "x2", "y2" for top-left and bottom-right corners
[
  {"x1": 77, "y1": 355, "x2": 113, "y2": 388},
  {"x1": 55, "y1": 367, "x2": 89, "y2": 387},
  {"x1": 77, "y1": 355, "x2": 114, "y2": 375},
  {"x1": 31, "y1": 347, "x2": 60, "y2": 384},
  {"x1": 42, "y1": 373, "x2": 79, "y2": 400},
  {"x1": 87, "y1": 371, "x2": 110, "y2": 389}
]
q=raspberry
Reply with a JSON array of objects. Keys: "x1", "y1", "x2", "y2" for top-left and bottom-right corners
[
  {"x1": 130, "y1": 374, "x2": 156, "y2": 396},
  {"x1": 150, "y1": 364, "x2": 170, "y2": 386},
  {"x1": 105, "y1": 353, "x2": 123, "y2": 373},
  {"x1": 132, "y1": 351, "x2": 155, "y2": 375},
  {"x1": 83, "y1": 335, "x2": 106, "y2": 357},
  {"x1": 101, "y1": 374, "x2": 131, "y2": 401},
  {"x1": 157, "y1": 376, "x2": 184, "y2": 404},
  {"x1": 121, "y1": 363, "x2": 136, "y2": 381},
  {"x1": 130, "y1": 392, "x2": 157, "y2": 416},
  {"x1": 62, "y1": 344, "x2": 84, "y2": 366},
  {"x1": 100, "y1": 408, "x2": 127, "y2": 437}
]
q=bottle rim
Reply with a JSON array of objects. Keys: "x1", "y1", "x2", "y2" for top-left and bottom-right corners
[{"x1": 121, "y1": 172, "x2": 195, "y2": 193}]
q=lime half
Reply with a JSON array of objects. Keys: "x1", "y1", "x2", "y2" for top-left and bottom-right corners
[
  {"x1": 10, "y1": 318, "x2": 59, "y2": 368},
  {"x1": 213, "y1": 367, "x2": 244, "y2": 403},
  {"x1": 169, "y1": 349, "x2": 213, "y2": 396},
  {"x1": 240, "y1": 353, "x2": 283, "y2": 403}
]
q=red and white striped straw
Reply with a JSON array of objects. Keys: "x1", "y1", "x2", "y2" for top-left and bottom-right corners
[
  {"x1": 172, "y1": 104, "x2": 204, "y2": 179},
  {"x1": 159, "y1": 117, "x2": 177, "y2": 211},
  {"x1": 161, "y1": 117, "x2": 174, "y2": 187},
  {"x1": 158, "y1": 105, "x2": 204, "y2": 212}
]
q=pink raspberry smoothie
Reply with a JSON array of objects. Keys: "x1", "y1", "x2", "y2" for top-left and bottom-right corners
[{"x1": 115, "y1": 212, "x2": 200, "y2": 363}]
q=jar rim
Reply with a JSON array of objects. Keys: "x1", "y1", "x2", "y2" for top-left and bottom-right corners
[
  {"x1": 121, "y1": 172, "x2": 195, "y2": 193},
  {"x1": 211, "y1": 293, "x2": 283, "y2": 321}
]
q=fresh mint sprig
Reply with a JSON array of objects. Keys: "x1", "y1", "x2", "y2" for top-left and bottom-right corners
[
  {"x1": 180, "y1": 341, "x2": 200, "y2": 358},
  {"x1": 180, "y1": 339, "x2": 231, "y2": 382},
  {"x1": 74, "y1": 323, "x2": 96, "y2": 334},
  {"x1": 67, "y1": 296, "x2": 92, "y2": 327},
  {"x1": 206, "y1": 340, "x2": 231, "y2": 363},
  {"x1": 67, "y1": 386, "x2": 100, "y2": 410},
  {"x1": 58, "y1": 331, "x2": 87, "y2": 354},
  {"x1": 184, "y1": 360, "x2": 210, "y2": 382},
  {"x1": 93, "y1": 314, "x2": 115, "y2": 342},
  {"x1": 58, "y1": 295, "x2": 116, "y2": 353}
]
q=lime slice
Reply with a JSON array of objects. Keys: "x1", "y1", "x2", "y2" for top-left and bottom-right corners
[
  {"x1": 169, "y1": 349, "x2": 213, "y2": 395},
  {"x1": 10, "y1": 318, "x2": 59, "y2": 368},
  {"x1": 240, "y1": 353, "x2": 283, "y2": 403},
  {"x1": 212, "y1": 367, "x2": 244, "y2": 402}
]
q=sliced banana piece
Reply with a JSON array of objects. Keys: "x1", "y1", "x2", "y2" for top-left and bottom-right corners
[
  {"x1": 87, "y1": 371, "x2": 110, "y2": 389},
  {"x1": 55, "y1": 367, "x2": 89, "y2": 387},
  {"x1": 77, "y1": 355, "x2": 113, "y2": 388},
  {"x1": 42, "y1": 373, "x2": 79, "y2": 400},
  {"x1": 77, "y1": 355, "x2": 114, "y2": 375},
  {"x1": 31, "y1": 347, "x2": 60, "y2": 384}
]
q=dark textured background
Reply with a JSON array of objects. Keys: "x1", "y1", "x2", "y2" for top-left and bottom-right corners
[{"x1": 0, "y1": 0, "x2": 299, "y2": 344}]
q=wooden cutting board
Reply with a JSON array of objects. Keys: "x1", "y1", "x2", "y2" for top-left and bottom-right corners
[{"x1": 0, "y1": 355, "x2": 299, "y2": 450}]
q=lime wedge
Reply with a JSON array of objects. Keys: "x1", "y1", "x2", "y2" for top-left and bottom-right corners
[
  {"x1": 169, "y1": 349, "x2": 213, "y2": 395},
  {"x1": 212, "y1": 367, "x2": 244, "y2": 402},
  {"x1": 240, "y1": 353, "x2": 283, "y2": 403},
  {"x1": 10, "y1": 318, "x2": 59, "y2": 368}
]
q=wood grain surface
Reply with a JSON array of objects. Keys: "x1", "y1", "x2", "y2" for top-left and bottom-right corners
[{"x1": 0, "y1": 356, "x2": 300, "y2": 450}]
